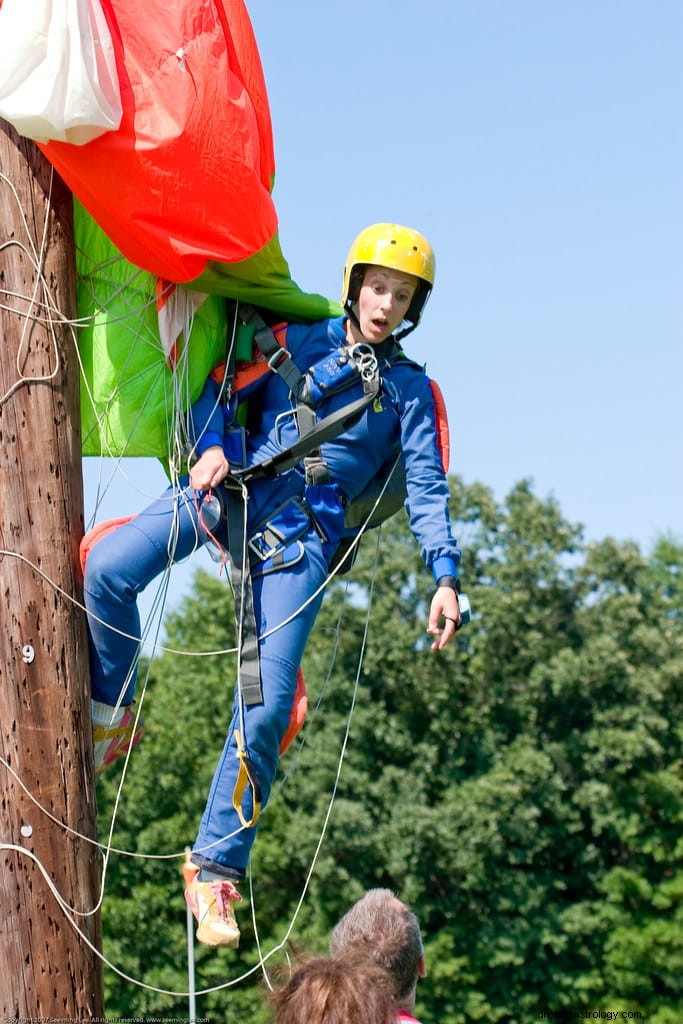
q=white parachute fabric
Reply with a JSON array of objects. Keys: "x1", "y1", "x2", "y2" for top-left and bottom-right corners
[{"x1": 0, "y1": 0, "x2": 122, "y2": 144}]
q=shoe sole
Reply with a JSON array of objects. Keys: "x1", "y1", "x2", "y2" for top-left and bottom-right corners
[{"x1": 195, "y1": 920, "x2": 240, "y2": 948}]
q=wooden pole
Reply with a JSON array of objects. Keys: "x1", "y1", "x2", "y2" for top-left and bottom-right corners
[{"x1": 0, "y1": 121, "x2": 104, "y2": 1017}]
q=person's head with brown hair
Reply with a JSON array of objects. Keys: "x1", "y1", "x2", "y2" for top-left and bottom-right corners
[{"x1": 271, "y1": 954, "x2": 395, "y2": 1024}]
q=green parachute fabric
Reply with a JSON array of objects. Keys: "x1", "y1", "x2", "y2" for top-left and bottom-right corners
[
  {"x1": 36, "y1": 0, "x2": 341, "y2": 457},
  {"x1": 76, "y1": 203, "x2": 225, "y2": 457},
  {"x1": 75, "y1": 203, "x2": 341, "y2": 458}
]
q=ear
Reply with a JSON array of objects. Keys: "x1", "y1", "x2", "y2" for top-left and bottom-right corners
[{"x1": 417, "y1": 953, "x2": 426, "y2": 978}]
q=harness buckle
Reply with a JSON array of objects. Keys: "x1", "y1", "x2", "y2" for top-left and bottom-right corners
[
  {"x1": 267, "y1": 346, "x2": 305, "y2": 396},
  {"x1": 248, "y1": 527, "x2": 283, "y2": 562},
  {"x1": 267, "y1": 347, "x2": 292, "y2": 372},
  {"x1": 304, "y1": 457, "x2": 331, "y2": 486}
]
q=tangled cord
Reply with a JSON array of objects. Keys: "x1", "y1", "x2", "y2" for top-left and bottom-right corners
[{"x1": 0, "y1": 168, "x2": 396, "y2": 997}]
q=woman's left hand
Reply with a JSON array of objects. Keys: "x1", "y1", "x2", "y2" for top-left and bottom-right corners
[{"x1": 427, "y1": 587, "x2": 462, "y2": 650}]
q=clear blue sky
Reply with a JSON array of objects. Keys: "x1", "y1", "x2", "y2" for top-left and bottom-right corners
[{"x1": 83, "y1": 0, "x2": 683, "y2": 614}]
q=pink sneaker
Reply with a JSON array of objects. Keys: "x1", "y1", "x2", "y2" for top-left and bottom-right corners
[
  {"x1": 183, "y1": 853, "x2": 242, "y2": 948},
  {"x1": 93, "y1": 705, "x2": 144, "y2": 775}
]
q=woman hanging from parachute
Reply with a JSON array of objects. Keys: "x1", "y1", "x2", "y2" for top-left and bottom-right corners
[
  {"x1": 83, "y1": 223, "x2": 465, "y2": 948},
  {"x1": 0, "y1": 0, "x2": 465, "y2": 950}
]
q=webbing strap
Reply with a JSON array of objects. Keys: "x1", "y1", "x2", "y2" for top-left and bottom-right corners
[
  {"x1": 232, "y1": 729, "x2": 262, "y2": 828},
  {"x1": 248, "y1": 306, "x2": 306, "y2": 398},
  {"x1": 232, "y1": 387, "x2": 378, "y2": 483},
  {"x1": 233, "y1": 307, "x2": 380, "y2": 484},
  {"x1": 222, "y1": 481, "x2": 263, "y2": 707},
  {"x1": 218, "y1": 488, "x2": 264, "y2": 829}
]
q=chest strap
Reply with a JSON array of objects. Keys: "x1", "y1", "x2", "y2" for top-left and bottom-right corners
[
  {"x1": 232, "y1": 384, "x2": 379, "y2": 483},
  {"x1": 232, "y1": 310, "x2": 381, "y2": 484}
]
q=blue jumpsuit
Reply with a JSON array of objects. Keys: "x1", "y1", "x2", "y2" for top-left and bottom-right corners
[{"x1": 84, "y1": 315, "x2": 460, "y2": 879}]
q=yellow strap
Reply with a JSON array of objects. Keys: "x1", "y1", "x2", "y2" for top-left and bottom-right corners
[{"x1": 232, "y1": 729, "x2": 262, "y2": 829}]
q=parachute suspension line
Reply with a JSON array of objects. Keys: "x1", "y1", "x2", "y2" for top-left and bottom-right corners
[
  {"x1": 69, "y1": 566, "x2": 176, "y2": 916},
  {"x1": 270, "y1": 577, "x2": 353, "y2": 800},
  {"x1": 231, "y1": 478, "x2": 251, "y2": 740},
  {"x1": 225, "y1": 413, "x2": 401, "y2": 827},
  {"x1": 0, "y1": 559, "x2": 354, "y2": 867},
  {"x1": 74, "y1": 223, "x2": 158, "y2": 332},
  {"x1": 0, "y1": 199, "x2": 174, "y2": 910},
  {"x1": 60, "y1": 269, "x2": 237, "y2": 886},
  {"x1": 0, "y1": 163, "x2": 155, "y2": 920},
  {"x1": 166, "y1": 290, "x2": 198, "y2": 477},
  {"x1": 108, "y1": 280, "x2": 217, "y2": 683},
  {"x1": 0, "y1": 531, "x2": 357, "y2": 866},
  {"x1": 228, "y1": 473, "x2": 264, "y2": 828},
  {"x1": 0, "y1": 545, "x2": 239, "y2": 659},
  {"x1": 249, "y1": 573, "x2": 359, "y2": 996},
  {"x1": 0, "y1": 838, "x2": 290, "y2": 1000},
  {"x1": 177, "y1": 298, "x2": 241, "y2": 470},
  {"x1": 96, "y1": 349, "x2": 244, "y2": 870},
  {"x1": 0, "y1": 163, "x2": 250, "y2": 990},
  {"x1": 1, "y1": 167, "x2": 403, "y2": 991},
  {"x1": 229, "y1": 445, "x2": 404, "y2": 648},
  {"x1": 0, "y1": 440, "x2": 403, "y2": 661},
  {"x1": 75, "y1": 251, "x2": 170, "y2": 463},
  {"x1": 0, "y1": 539, "x2": 251, "y2": 865},
  {"x1": 248, "y1": 865, "x2": 274, "y2": 992},
  {"x1": 196, "y1": 528, "x2": 387, "y2": 998},
  {"x1": 263, "y1": 529, "x2": 384, "y2": 956},
  {"x1": 0, "y1": 841, "x2": 223, "y2": 1000},
  {"x1": 0, "y1": 532, "x2": 384, "y2": 997},
  {"x1": 0, "y1": 167, "x2": 65, "y2": 407},
  {"x1": 103, "y1": 477, "x2": 199, "y2": 720},
  {"x1": 0, "y1": 751, "x2": 244, "y2": 867}
]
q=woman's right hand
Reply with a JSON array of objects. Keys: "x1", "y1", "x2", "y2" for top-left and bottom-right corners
[{"x1": 190, "y1": 446, "x2": 229, "y2": 491}]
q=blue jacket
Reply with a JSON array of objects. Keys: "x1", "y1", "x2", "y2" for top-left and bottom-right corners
[{"x1": 190, "y1": 316, "x2": 460, "y2": 583}]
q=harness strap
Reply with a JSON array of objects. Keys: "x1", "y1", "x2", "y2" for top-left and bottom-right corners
[
  {"x1": 229, "y1": 308, "x2": 381, "y2": 485},
  {"x1": 295, "y1": 342, "x2": 380, "y2": 484},
  {"x1": 232, "y1": 729, "x2": 262, "y2": 829},
  {"x1": 244, "y1": 305, "x2": 306, "y2": 397},
  {"x1": 210, "y1": 329, "x2": 420, "y2": 709},
  {"x1": 221, "y1": 479, "x2": 264, "y2": 707},
  {"x1": 232, "y1": 387, "x2": 379, "y2": 483}
]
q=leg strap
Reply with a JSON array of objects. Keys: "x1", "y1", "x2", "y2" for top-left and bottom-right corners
[
  {"x1": 222, "y1": 480, "x2": 263, "y2": 707},
  {"x1": 232, "y1": 729, "x2": 262, "y2": 828}
]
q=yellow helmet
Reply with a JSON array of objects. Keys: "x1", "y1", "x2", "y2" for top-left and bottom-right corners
[{"x1": 342, "y1": 223, "x2": 435, "y2": 334}]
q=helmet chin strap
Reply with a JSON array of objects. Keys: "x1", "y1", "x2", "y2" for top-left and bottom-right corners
[
  {"x1": 393, "y1": 320, "x2": 418, "y2": 343},
  {"x1": 344, "y1": 297, "x2": 361, "y2": 333}
]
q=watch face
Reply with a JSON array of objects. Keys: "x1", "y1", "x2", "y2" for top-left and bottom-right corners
[{"x1": 458, "y1": 593, "x2": 471, "y2": 624}]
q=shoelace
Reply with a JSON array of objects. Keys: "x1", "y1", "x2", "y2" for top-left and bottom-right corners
[{"x1": 211, "y1": 879, "x2": 242, "y2": 916}]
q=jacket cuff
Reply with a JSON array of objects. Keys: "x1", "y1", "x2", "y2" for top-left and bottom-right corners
[
  {"x1": 431, "y1": 555, "x2": 458, "y2": 584},
  {"x1": 195, "y1": 431, "x2": 223, "y2": 456}
]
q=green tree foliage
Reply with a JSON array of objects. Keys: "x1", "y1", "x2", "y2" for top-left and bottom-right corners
[{"x1": 96, "y1": 478, "x2": 683, "y2": 1022}]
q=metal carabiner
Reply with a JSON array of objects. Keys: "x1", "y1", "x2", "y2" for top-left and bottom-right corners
[{"x1": 347, "y1": 342, "x2": 379, "y2": 384}]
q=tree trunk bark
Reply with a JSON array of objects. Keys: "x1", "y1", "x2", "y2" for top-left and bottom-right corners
[{"x1": 0, "y1": 121, "x2": 104, "y2": 1018}]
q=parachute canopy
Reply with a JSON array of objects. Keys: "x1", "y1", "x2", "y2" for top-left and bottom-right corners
[
  {"x1": 33, "y1": 0, "x2": 342, "y2": 457},
  {"x1": 42, "y1": 0, "x2": 274, "y2": 284}
]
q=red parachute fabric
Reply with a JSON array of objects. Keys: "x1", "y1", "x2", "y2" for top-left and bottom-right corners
[
  {"x1": 279, "y1": 669, "x2": 307, "y2": 755},
  {"x1": 39, "y1": 0, "x2": 277, "y2": 283},
  {"x1": 79, "y1": 515, "x2": 137, "y2": 576},
  {"x1": 429, "y1": 379, "x2": 450, "y2": 473}
]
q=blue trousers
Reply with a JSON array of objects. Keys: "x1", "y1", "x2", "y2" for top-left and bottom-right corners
[{"x1": 83, "y1": 475, "x2": 328, "y2": 879}]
